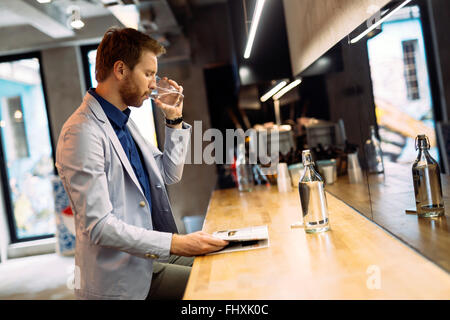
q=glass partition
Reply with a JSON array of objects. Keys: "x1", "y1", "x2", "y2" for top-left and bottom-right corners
[
  {"x1": 364, "y1": 0, "x2": 449, "y2": 272},
  {"x1": 305, "y1": 0, "x2": 449, "y2": 272}
]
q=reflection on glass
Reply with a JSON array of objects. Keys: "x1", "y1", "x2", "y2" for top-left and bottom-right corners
[
  {"x1": 365, "y1": 125, "x2": 385, "y2": 174},
  {"x1": 364, "y1": 3, "x2": 450, "y2": 272},
  {"x1": 0, "y1": 57, "x2": 55, "y2": 240},
  {"x1": 367, "y1": 5, "x2": 439, "y2": 164},
  {"x1": 87, "y1": 49, "x2": 158, "y2": 147}
]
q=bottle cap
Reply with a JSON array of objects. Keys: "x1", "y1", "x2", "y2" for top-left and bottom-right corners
[
  {"x1": 415, "y1": 134, "x2": 430, "y2": 150},
  {"x1": 302, "y1": 150, "x2": 313, "y2": 166}
]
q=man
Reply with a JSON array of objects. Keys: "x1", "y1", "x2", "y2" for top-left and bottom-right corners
[{"x1": 55, "y1": 27, "x2": 228, "y2": 300}]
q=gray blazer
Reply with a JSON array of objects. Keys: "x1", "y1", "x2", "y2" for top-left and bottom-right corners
[{"x1": 55, "y1": 93, "x2": 191, "y2": 300}]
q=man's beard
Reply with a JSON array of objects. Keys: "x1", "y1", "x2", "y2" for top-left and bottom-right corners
[{"x1": 119, "y1": 74, "x2": 148, "y2": 107}]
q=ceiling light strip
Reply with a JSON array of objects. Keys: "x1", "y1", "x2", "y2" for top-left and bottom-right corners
[
  {"x1": 260, "y1": 81, "x2": 287, "y2": 102},
  {"x1": 273, "y1": 79, "x2": 302, "y2": 100},
  {"x1": 243, "y1": 0, "x2": 266, "y2": 59}
]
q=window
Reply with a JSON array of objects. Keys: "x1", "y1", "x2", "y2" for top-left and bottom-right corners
[
  {"x1": 402, "y1": 39, "x2": 420, "y2": 100},
  {"x1": 0, "y1": 53, "x2": 55, "y2": 242},
  {"x1": 367, "y1": 5, "x2": 439, "y2": 163}
]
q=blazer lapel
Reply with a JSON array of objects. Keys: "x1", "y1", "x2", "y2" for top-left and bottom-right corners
[{"x1": 85, "y1": 95, "x2": 145, "y2": 197}]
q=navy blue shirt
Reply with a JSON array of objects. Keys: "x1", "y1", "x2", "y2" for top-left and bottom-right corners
[{"x1": 88, "y1": 88, "x2": 152, "y2": 211}]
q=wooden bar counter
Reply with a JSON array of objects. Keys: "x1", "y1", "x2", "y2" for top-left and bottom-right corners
[{"x1": 183, "y1": 185, "x2": 450, "y2": 299}]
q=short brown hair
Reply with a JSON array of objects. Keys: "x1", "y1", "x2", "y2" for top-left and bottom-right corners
[{"x1": 95, "y1": 27, "x2": 166, "y2": 82}]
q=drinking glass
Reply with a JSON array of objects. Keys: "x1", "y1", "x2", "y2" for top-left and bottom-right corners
[
  {"x1": 150, "y1": 76, "x2": 184, "y2": 107},
  {"x1": 316, "y1": 159, "x2": 337, "y2": 185},
  {"x1": 347, "y1": 152, "x2": 363, "y2": 183}
]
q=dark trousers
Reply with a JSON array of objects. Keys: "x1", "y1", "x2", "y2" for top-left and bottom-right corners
[{"x1": 146, "y1": 255, "x2": 194, "y2": 300}]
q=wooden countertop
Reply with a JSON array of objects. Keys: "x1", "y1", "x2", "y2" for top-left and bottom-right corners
[
  {"x1": 183, "y1": 185, "x2": 450, "y2": 300},
  {"x1": 325, "y1": 162, "x2": 450, "y2": 272}
]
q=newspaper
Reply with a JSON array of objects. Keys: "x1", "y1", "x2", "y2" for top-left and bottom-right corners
[{"x1": 206, "y1": 225, "x2": 269, "y2": 255}]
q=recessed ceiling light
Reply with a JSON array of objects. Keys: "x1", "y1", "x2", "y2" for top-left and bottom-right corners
[{"x1": 67, "y1": 6, "x2": 85, "y2": 30}]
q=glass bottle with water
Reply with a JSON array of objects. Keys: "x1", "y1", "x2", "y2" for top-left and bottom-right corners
[
  {"x1": 412, "y1": 135, "x2": 445, "y2": 217},
  {"x1": 236, "y1": 142, "x2": 254, "y2": 192},
  {"x1": 365, "y1": 125, "x2": 384, "y2": 174},
  {"x1": 297, "y1": 150, "x2": 330, "y2": 233}
]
